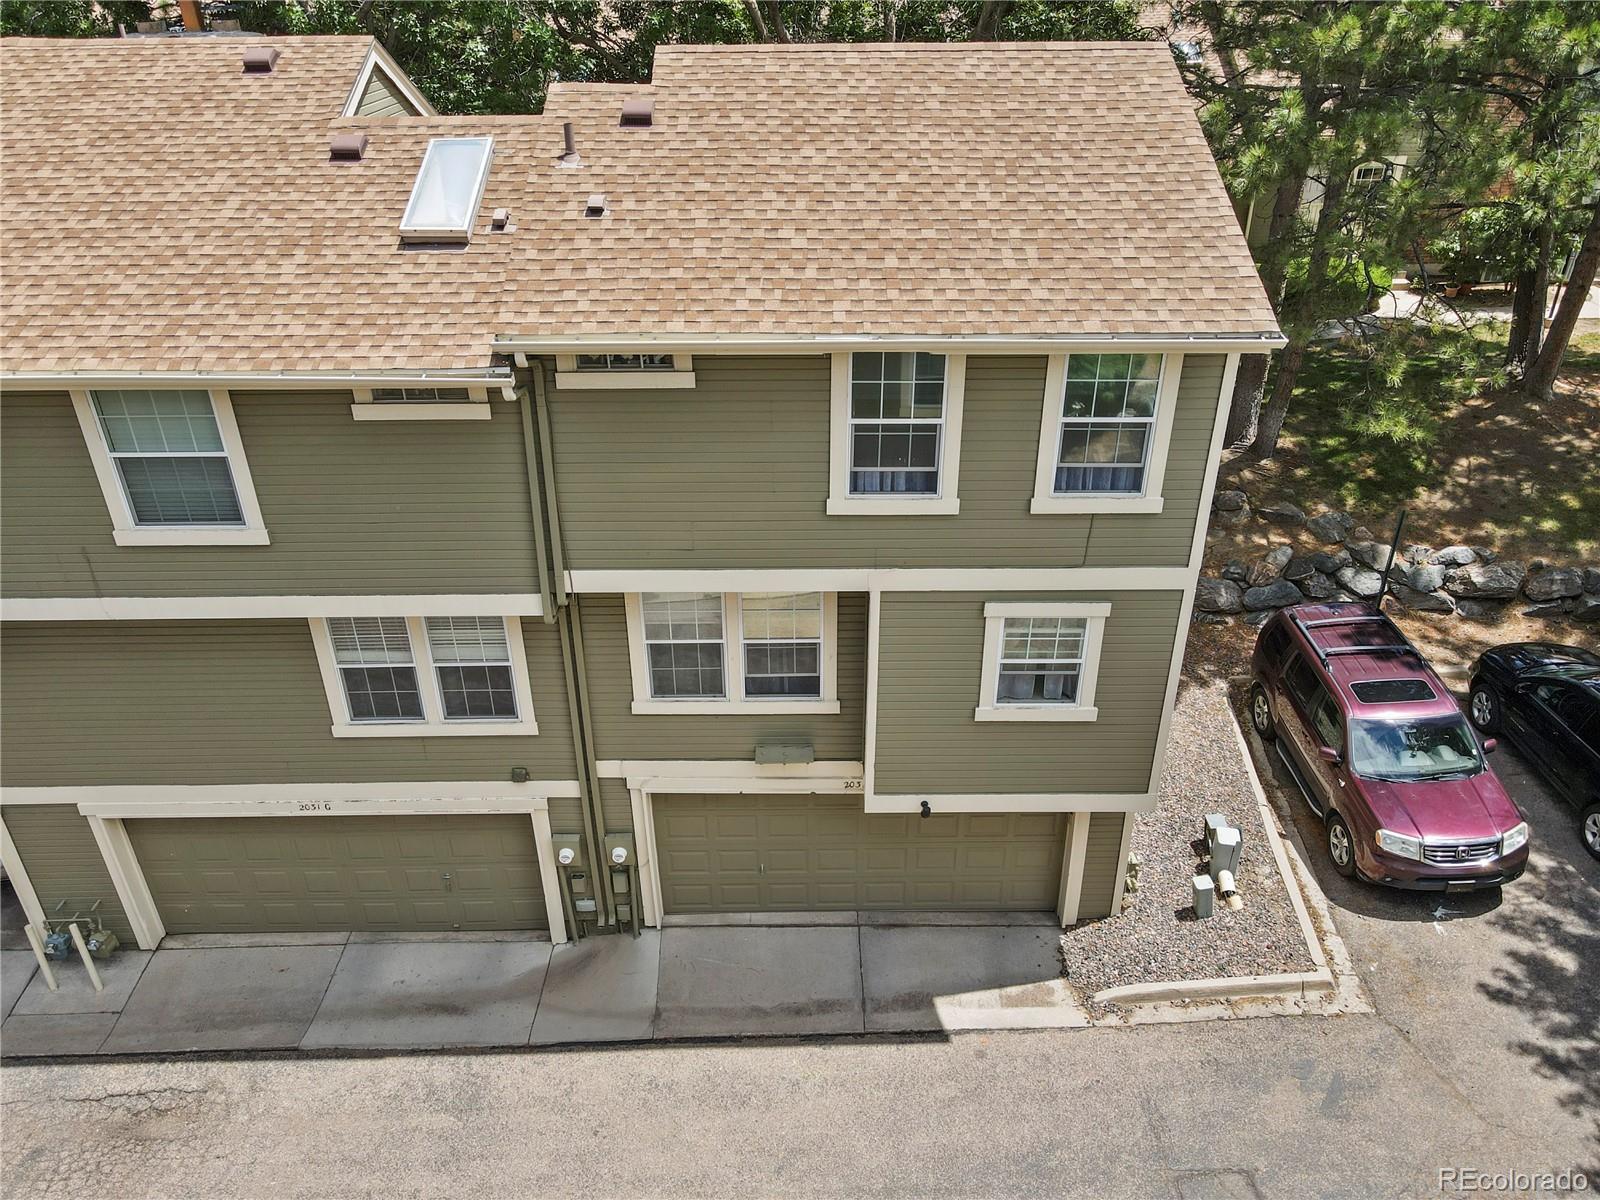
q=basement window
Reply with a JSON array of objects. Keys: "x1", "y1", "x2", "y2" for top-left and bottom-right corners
[{"x1": 400, "y1": 137, "x2": 493, "y2": 243}]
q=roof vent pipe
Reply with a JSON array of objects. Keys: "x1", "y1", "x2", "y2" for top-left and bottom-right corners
[
  {"x1": 556, "y1": 122, "x2": 583, "y2": 169},
  {"x1": 242, "y1": 47, "x2": 279, "y2": 74}
]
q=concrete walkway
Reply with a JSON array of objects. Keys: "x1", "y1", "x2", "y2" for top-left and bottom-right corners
[{"x1": 0, "y1": 916, "x2": 1078, "y2": 1058}]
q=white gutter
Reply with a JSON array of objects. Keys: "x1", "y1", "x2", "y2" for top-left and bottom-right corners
[
  {"x1": 491, "y1": 332, "x2": 1288, "y2": 354},
  {"x1": 0, "y1": 368, "x2": 513, "y2": 390}
]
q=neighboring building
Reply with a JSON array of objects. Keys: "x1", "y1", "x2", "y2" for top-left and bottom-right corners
[{"x1": 0, "y1": 35, "x2": 1281, "y2": 949}]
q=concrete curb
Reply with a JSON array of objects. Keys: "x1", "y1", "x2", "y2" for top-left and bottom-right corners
[{"x1": 1084, "y1": 693, "x2": 1369, "y2": 1019}]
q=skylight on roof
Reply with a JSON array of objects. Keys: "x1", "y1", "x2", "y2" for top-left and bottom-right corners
[{"x1": 400, "y1": 137, "x2": 493, "y2": 243}]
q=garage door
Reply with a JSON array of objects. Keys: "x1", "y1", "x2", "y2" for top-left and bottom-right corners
[
  {"x1": 655, "y1": 795, "x2": 1066, "y2": 913},
  {"x1": 129, "y1": 814, "x2": 546, "y2": 934}
]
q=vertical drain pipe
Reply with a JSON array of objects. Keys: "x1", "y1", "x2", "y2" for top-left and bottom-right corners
[
  {"x1": 513, "y1": 365, "x2": 555, "y2": 624},
  {"x1": 521, "y1": 356, "x2": 614, "y2": 928}
]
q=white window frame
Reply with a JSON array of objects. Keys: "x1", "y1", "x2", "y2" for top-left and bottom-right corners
[
  {"x1": 309, "y1": 615, "x2": 538, "y2": 737},
  {"x1": 828, "y1": 351, "x2": 965, "y2": 515},
  {"x1": 553, "y1": 353, "x2": 695, "y2": 390},
  {"x1": 70, "y1": 388, "x2": 270, "y2": 546},
  {"x1": 1030, "y1": 353, "x2": 1182, "y2": 515},
  {"x1": 349, "y1": 386, "x2": 491, "y2": 420},
  {"x1": 624, "y1": 592, "x2": 840, "y2": 715},
  {"x1": 974, "y1": 601, "x2": 1109, "y2": 723}
]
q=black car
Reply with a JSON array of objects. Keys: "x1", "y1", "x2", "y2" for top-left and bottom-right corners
[{"x1": 1467, "y1": 642, "x2": 1600, "y2": 860}]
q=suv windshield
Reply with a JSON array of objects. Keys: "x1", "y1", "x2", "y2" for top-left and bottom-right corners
[{"x1": 1349, "y1": 715, "x2": 1484, "y2": 782}]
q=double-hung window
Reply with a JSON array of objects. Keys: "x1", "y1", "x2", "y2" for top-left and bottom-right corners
[
  {"x1": 628, "y1": 592, "x2": 839, "y2": 714},
  {"x1": 828, "y1": 352, "x2": 965, "y2": 514},
  {"x1": 1030, "y1": 352, "x2": 1179, "y2": 514},
  {"x1": 976, "y1": 602, "x2": 1109, "y2": 722},
  {"x1": 311, "y1": 615, "x2": 536, "y2": 736},
  {"x1": 73, "y1": 389, "x2": 269, "y2": 544}
]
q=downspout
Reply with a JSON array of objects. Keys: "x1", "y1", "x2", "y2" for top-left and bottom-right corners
[
  {"x1": 514, "y1": 370, "x2": 554, "y2": 623},
  {"x1": 516, "y1": 355, "x2": 613, "y2": 927}
]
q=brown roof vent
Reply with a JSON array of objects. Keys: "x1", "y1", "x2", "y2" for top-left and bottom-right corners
[
  {"x1": 329, "y1": 132, "x2": 368, "y2": 163},
  {"x1": 619, "y1": 97, "x2": 654, "y2": 128},
  {"x1": 242, "y1": 46, "x2": 280, "y2": 74}
]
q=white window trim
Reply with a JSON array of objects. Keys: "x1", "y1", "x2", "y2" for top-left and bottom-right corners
[
  {"x1": 974, "y1": 601, "x2": 1110, "y2": 723},
  {"x1": 827, "y1": 352, "x2": 965, "y2": 515},
  {"x1": 553, "y1": 353, "x2": 696, "y2": 390},
  {"x1": 1029, "y1": 353, "x2": 1183, "y2": 515},
  {"x1": 309, "y1": 615, "x2": 538, "y2": 737},
  {"x1": 340, "y1": 42, "x2": 436, "y2": 117},
  {"x1": 70, "y1": 388, "x2": 270, "y2": 546},
  {"x1": 350, "y1": 386, "x2": 491, "y2": 420},
  {"x1": 625, "y1": 592, "x2": 840, "y2": 715}
]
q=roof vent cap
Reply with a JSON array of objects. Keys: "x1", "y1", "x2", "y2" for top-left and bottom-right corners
[
  {"x1": 242, "y1": 46, "x2": 279, "y2": 74},
  {"x1": 619, "y1": 97, "x2": 654, "y2": 128},
  {"x1": 585, "y1": 194, "x2": 608, "y2": 218},
  {"x1": 329, "y1": 132, "x2": 368, "y2": 163},
  {"x1": 491, "y1": 208, "x2": 511, "y2": 231}
]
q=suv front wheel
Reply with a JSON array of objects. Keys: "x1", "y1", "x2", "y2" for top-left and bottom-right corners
[
  {"x1": 1325, "y1": 811, "x2": 1358, "y2": 878},
  {"x1": 1250, "y1": 683, "x2": 1276, "y2": 742}
]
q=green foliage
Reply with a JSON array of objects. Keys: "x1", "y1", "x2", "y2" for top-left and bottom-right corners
[
  {"x1": 0, "y1": 0, "x2": 148, "y2": 37},
  {"x1": 1284, "y1": 255, "x2": 1395, "y2": 321}
]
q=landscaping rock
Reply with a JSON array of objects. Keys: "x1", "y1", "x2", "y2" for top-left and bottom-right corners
[
  {"x1": 1245, "y1": 546, "x2": 1295, "y2": 586},
  {"x1": 1222, "y1": 559, "x2": 1250, "y2": 584},
  {"x1": 1573, "y1": 596, "x2": 1600, "y2": 622},
  {"x1": 1309, "y1": 549, "x2": 1351, "y2": 574},
  {"x1": 1243, "y1": 609, "x2": 1275, "y2": 627},
  {"x1": 1391, "y1": 583, "x2": 1454, "y2": 614},
  {"x1": 1473, "y1": 546, "x2": 1498, "y2": 563},
  {"x1": 1521, "y1": 602, "x2": 1568, "y2": 620},
  {"x1": 1583, "y1": 567, "x2": 1600, "y2": 595},
  {"x1": 1523, "y1": 566, "x2": 1584, "y2": 602},
  {"x1": 1406, "y1": 563, "x2": 1447, "y2": 593},
  {"x1": 1297, "y1": 572, "x2": 1341, "y2": 600},
  {"x1": 1349, "y1": 526, "x2": 1375, "y2": 542},
  {"x1": 1283, "y1": 555, "x2": 1319, "y2": 582},
  {"x1": 1335, "y1": 565, "x2": 1384, "y2": 599},
  {"x1": 1429, "y1": 545, "x2": 1477, "y2": 567},
  {"x1": 1256, "y1": 500, "x2": 1306, "y2": 527},
  {"x1": 1195, "y1": 577, "x2": 1245, "y2": 615},
  {"x1": 1243, "y1": 579, "x2": 1304, "y2": 611},
  {"x1": 1403, "y1": 544, "x2": 1435, "y2": 565},
  {"x1": 1212, "y1": 489, "x2": 1248, "y2": 512},
  {"x1": 1305, "y1": 510, "x2": 1355, "y2": 543},
  {"x1": 1454, "y1": 598, "x2": 1505, "y2": 621},
  {"x1": 1346, "y1": 540, "x2": 1393, "y2": 572},
  {"x1": 1192, "y1": 611, "x2": 1230, "y2": 626},
  {"x1": 1265, "y1": 545, "x2": 1294, "y2": 573},
  {"x1": 1444, "y1": 561, "x2": 1526, "y2": 599}
]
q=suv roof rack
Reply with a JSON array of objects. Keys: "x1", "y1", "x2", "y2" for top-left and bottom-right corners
[{"x1": 1285, "y1": 608, "x2": 1425, "y2": 671}]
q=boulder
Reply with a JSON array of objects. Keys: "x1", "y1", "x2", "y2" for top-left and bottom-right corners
[
  {"x1": 1305, "y1": 510, "x2": 1355, "y2": 543},
  {"x1": 1583, "y1": 567, "x2": 1600, "y2": 595},
  {"x1": 1391, "y1": 583, "x2": 1454, "y2": 614},
  {"x1": 1283, "y1": 555, "x2": 1319, "y2": 582},
  {"x1": 1297, "y1": 572, "x2": 1341, "y2": 600},
  {"x1": 1521, "y1": 602, "x2": 1568, "y2": 620},
  {"x1": 1246, "y1": 546, "x2": 1294, "y2": 585},
  {"x1": 1195, "y1": 577, "x2": 1245, "y2": 614},
  {"x1": 1523, "y1": 566, "x2": 1584, "y2": 602},
  {"x1": 1454, "y1": 598, "x2": 1505, "y2": 621},
  {"x1": 1243, "y1": 579, "x2": 1304, "y2": 610},
  {"x1": 1428, "y1": 545, "x2": 1477, "y2": 567},
  {"x1": 1214, "y1": 505, "x2": 1250, "y2": 528},
  {"x1": 1309, "y1": 549, "x2": 1352, "y2": 574},
  {"x1": 1212, "y1": 489, "x2": 1248, "y2": 513},
  {"x1": 1222, "y1": 559, "x2": 1250, "y2": 584},
  {"x1": 1349, "y1": 526, "x2": 1375, "y2": 542},
  {"x1": 1346, "y1": 540, "x2": 1393, "y2": 571},
  {"x1": 1573, "y1": 596, "x2": 1600, "y2": 622},
  {"x1": 1243, "y1": 609, "x2": 1275, "y2": 627},
  {"x1": 1403, "y1": 544, "x2": 1435, "y2": 565},
  {"x1": 1473, "y1": 546, "x2": 1498, "y2": 564},
  {"x1": 1257, "y1": 500, "x2": 1307, "y2": 527},
  {"x1": 1335, "y1": 565, "x2": 1384, "y2": 599},
  {"x1": 1406, "y1": 563, "x2": 1447, "y2": 593},
  {"x1": 1193, "y1": 611, "x2": 1230, "y2": 626},
  {"x1": 1444, "y1": 561, "x2": 1526, "y2": 599}
]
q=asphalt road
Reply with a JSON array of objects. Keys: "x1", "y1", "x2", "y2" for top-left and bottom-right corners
[{"x1": 2, "y1": 739, "x2": 1594, "y2": 1199}]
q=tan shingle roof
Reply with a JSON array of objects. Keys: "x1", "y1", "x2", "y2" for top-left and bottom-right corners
[{"x1": 1, "y1": 37, "x2": 1277, "y2": 376}]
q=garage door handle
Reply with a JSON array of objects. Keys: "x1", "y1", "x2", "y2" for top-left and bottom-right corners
[
  {"x1": 758, "y1": 863, "x2": 765, "y2": 875},
  {"x1": 441, "y1": 871, "x2": 453, "y2": 892}
]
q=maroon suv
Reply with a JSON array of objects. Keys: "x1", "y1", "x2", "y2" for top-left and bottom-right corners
[{"x1": 1249, "y1": 603, "x2": 1529, "y2": 891}]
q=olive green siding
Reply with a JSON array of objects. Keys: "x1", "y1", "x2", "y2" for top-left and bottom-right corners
[
  {"x1": 874, "y1": 590, "x2": 1182, "y2": 796},
  {"x1": 544, "y1": 354, "x2": 1222, "y2": 570},
  {"x1": 353, "y1": 69, "x2": 419, "y2": 116},
  {"x1": 2, "y1": 805, "x2": 133, "y2": 942},
  {"x1": 0, "y1": 390, "x2": 539, "y2": 598},
  {"x1": 597, "y1": 777, "x2": 635, "y2": 836},
  {"x1": 577, "y1": 593, "x2": 868, "y2": 763},
  {"x1": 0, "y1": 620, "x2": 578, "y2": 786},
  {"x1": 1077, "y1": 811, "x2": 1127, "y2": 920}
]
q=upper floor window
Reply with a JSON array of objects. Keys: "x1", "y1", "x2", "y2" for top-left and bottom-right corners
[
  {"x1": 975, "y1": 601, "x2": 1109, "y2": 722},
  {"x1": 576, "y1": 354, "x2": 676, "y2": 371},
  {"x1": 554, "y1": 352, "x2": 696, "y2": 390},
  {"x1": 370, "y1": 387, "x2": 473, "y2": 403},
  {"x1": 71, "y1": 388, "x2": 269, "y2": 546},
  {"x1": 827, "y1": 352, "x2": 966, "y2": 515},
  {"x1": 1029, "y1": 352, "x2": 1181, "y2": 515},
  {"x1": 311, "y1": 614, "x2": 537, "y2": 737},
  {"x1": 1351, "y1": 162, "x2": 1392, "y2": 186},
  {"x1": 627, "y1": 591, "x2": 839, "y2": 714}
]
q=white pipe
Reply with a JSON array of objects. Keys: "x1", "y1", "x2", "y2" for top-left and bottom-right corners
[
  {"x1": 24, "y1": 924, "x2": 58, "y2": 991},
  {"x1": 68, "y1": 923, "x2": 105, "y2": 993}
]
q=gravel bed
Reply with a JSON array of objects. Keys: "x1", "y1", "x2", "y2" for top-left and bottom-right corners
[{"x1": 1059, "y1": 675, "x2": 1317, "y2": 997}]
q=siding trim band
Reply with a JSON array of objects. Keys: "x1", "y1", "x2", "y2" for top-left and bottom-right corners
[
  {"x1": 865, "y1": 792, "x2": 1156, "y2": 814},
  {"x1": 566, "y1": 567, "x2": 1192, "y2": 594},
  {"x1": 2, "y1": 594, "x2": 547, "y2": 621}
]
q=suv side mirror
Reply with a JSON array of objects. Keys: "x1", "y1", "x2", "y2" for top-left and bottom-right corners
[
  {"x1": 1482, "y1": 737, "x2": 1497, "y2": 754},
  {"x1": 1318, "y1": 745, "x2": 1343, "y2": 766}
]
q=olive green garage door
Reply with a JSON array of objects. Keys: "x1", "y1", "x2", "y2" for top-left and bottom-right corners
[
  {"x1": 128, "y1": 814, "x2": 547, "y2": 934},
  {"x1": 655, "y1": 795, "x2": 1067, "y2": 913}
]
